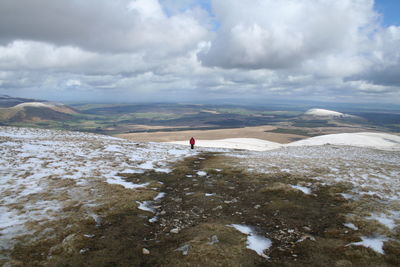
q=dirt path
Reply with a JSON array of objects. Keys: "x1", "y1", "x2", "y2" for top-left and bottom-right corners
[{"x1": 10, "y1": 153, "x2": 399, "y2": 266}]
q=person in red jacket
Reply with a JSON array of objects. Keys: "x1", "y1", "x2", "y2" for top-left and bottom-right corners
[{"x1": 190, "y1": 137, "x2": 195, "y2": 149}]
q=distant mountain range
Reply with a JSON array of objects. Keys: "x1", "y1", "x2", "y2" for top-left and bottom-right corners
[{"x1": 0, "y1": 95, "x2": 78, "y2": 122}]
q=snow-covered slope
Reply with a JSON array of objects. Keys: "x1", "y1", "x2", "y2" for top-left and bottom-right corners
[
  {"x1": 288, "y1": 132, "x2": 400, "y2": 150},
  {"x1": 304, "y1": 108, "x2": 347, "y2": 117},
  {"x1": 1, "y1": 126, "x2": 399, "y2": 262},
  {"x1": 0, "y1": 126, "x2": 197, "y2": 250},
  {"x1": 0, "y1": 101, "x2": 78, "y2": 122},
  {"x1": 234, "y1": 144, "x2": 400, "y2": 253},
  {"x1": 169, "y1": 132, "x2": 400, "y2": 151},
  {"x1": 13, "y1": 102, "x2": 54, "y2": 108},
  {"x1": 170, "y1": 138, "x2": 282, "y2": 151},
  {"x1": 12, "y1": 101, "x2": 78, "y2": 114}
]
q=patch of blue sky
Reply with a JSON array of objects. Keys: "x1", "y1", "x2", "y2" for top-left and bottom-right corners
[
  {"x1": 374, "y1": 0, "x2": 400, "y2": 26},
  {"x1": 160, "y1": 0, "x2": 211, "y2": 15},
  {"x1": 159, "y1": 0, "x2": 219, "y2": 30}
]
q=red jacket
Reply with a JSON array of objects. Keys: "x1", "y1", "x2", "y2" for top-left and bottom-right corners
[{"x1": 190, "y1": 137, "x2": 195, "y2": 145}]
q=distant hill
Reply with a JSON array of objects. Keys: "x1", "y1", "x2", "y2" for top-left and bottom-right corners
[
  {"x1": 303, "y1": 108, "x2": 351, "y2": 118},
  {"x1": 0, "y1": 95, "x2": 46, "y2": 108},
  {"x1": 0, "y1": 96, "x2": 78, "y2": 122},
  {"x1": 294, "y1": 108, "x2": 366, "y2": 127}
]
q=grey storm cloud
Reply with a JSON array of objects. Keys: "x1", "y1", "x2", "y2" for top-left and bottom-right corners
[{"x1": 0, "y1": 0, "x2": 208, "y2": 54}]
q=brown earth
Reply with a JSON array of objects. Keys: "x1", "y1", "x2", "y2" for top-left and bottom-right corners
[{"x1": 115, "y1": 125, "x2": 308, "y2": 144}]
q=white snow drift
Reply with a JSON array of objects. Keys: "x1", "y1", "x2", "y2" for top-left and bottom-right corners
[
  {"x1": 287, "y1": 132, "x2": 400, "y2": 151},
  {"x1": 170, "y1": 138, "x2": 282, "y2": 151},
  {"x1": 169, "y1": 132, "x2": 400, "y2": 151}
]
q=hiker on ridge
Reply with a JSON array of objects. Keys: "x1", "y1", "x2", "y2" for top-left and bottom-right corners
[{"x1": 190, "y1": 137, "x2": 195, "y2": 149}]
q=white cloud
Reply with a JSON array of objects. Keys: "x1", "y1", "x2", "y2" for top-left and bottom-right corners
[
  {"x1": 199, "y1": 0, "x2": 378, "y2": 71},
  {"x1": 0, "y1": 0, "x2": 209, "y2": 56},
  {"x1": 65, "y1": 79, "x2": 82, "y2": 87},
  {"x1": 0, "y1": 41, "x2": 96, "y2": 70},
  {"x1": 0, "y1": 0, "x2": 399, "y2": 103},
  {"x1": 351, "y1": 25, "x2": 400, "y2": 86},
  {"x1": 128, "y1": 0, "x2": 166, "y2": 19}
]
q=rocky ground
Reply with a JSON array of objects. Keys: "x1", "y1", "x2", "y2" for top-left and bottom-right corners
[{"x1": 1, "y1": 127, "x2": 399, "y2": 266}]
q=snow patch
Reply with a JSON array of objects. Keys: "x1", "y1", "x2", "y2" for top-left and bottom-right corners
[
  {"x1": 197, "y1": 171, "x2": 207, "y2": 176},
  {"x1": 106, "y1": 176, "x2": 149, "y2": 190},
  {"x1": 349, "y1": 236, "x2": 388, "y2": 254},
  {"x1": 169, "y1": 138, "x2": 282, "y2": 151},
  {"x1": 154, "y1": 192, "x2": 166, "y2": 201},
  {"x1": 304, "y1": 108, "x2": 346, "y2": 117},
  {"x1": 229, "y1": 224, "x2": 272, "y2": 258},
  {"x1": 138, "y1": 161, "x2": 154, "y2": 170},
  {"x1": 367, "y1": 213, "x2": 397, "y2": 231},
  {"x1": 290, "y1": 185, "x2": 312, "y2": 195},
  {"x1": 344, "y1": 223, "x2": 358, "y2": 230},
  {"x1": 137, "y1": 201, "x2": 156, "y2": 213}
]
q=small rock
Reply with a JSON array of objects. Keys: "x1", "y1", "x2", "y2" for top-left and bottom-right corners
[
  {"x1": 170, "y1": 228, "x2": 180, "y2": 234},
  {"x1": 254, "y1": 205, "x2": 261, "y2": 209},
  {"x1": 80, "y1": 248, "x2": 89, "y2": 254},
  {"x1": 61, "y1": 234, "x2": 79, "y2": 254},
  {"x1": 208, "y1": 235, "x2": 219, "y2": 245},
  {"x1": 160, "y1": 210, "x2": 166, "y2": 215},
  {"x1": 297, "y1": 234, "x2": 316, "y2": 243},
  {"x1": 213, "y1": 205, "x2": 223, "y2": 210},
  {"x1": 176, "y1": 244, "x2": 191, "y2": 255},
  {"x1": 83, "y1": 234, "x2": 95, "y2": 238},
  {"x1": 142, "y1": 248, "x2": 150, "y2": 255}
]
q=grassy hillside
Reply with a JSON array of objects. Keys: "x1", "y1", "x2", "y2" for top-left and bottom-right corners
[{"x1": 1, "y1": 101, "x2": 399, "y2": 135}]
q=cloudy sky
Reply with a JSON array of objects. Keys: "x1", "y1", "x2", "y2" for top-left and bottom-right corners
[{"x1": 0, "y1": 0, "x2": 399, "y2": 104}]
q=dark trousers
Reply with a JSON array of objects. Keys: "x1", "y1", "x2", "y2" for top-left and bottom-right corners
[{"x1": 191, "y1": 144, "x2": 194, "y2": 149}]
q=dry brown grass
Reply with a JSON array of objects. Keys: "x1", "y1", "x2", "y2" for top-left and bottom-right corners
[
  {"x1": 115, "y1": 125, "x2": 308, "y2": 143},
  {"x1": 4, "y1": 153, "x2": 400, "y2": 267}
]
